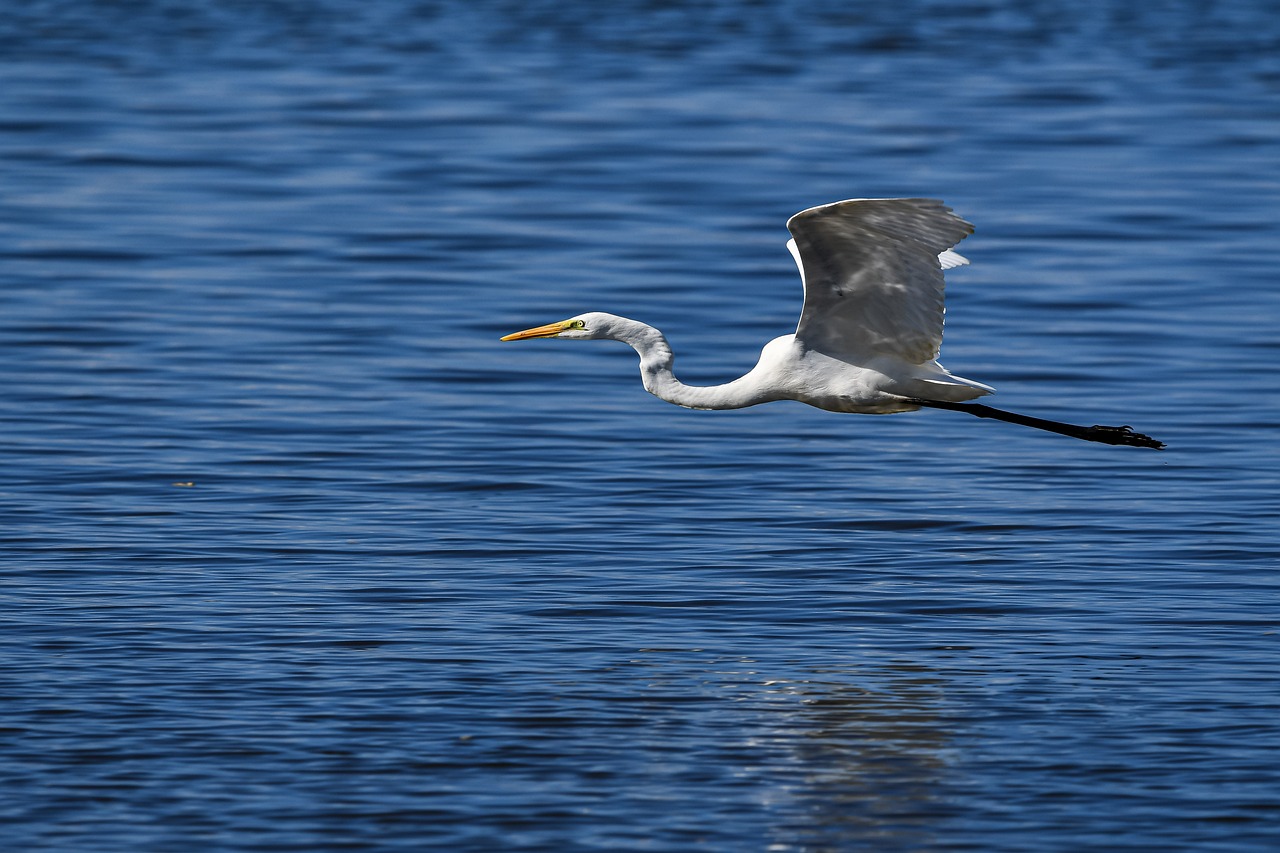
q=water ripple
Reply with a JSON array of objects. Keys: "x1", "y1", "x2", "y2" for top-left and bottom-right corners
[{"x1": 2, "y1": 2, "x2": 1278, "y2": 851}]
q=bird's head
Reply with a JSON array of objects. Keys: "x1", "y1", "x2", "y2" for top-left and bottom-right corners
[{"x1": 500, "y1": 312, "x2": 616, "y2": 342}]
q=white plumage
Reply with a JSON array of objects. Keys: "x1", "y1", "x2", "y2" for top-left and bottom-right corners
[{"x1": 502, "y1": 198, "x2": 1163, "y2": 449}]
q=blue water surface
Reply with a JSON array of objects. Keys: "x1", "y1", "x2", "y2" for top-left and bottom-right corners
[{"x1": 2, "y1": 2, "x2": 1278, "y2": 850}]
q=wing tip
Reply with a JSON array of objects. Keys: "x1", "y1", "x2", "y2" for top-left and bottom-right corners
[{"x1": 786, "y1": 197, "x2": 973, "y2": 241}]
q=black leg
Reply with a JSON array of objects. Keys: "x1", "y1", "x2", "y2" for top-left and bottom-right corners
[{"x1": 910, "y1": 399, "x2": 1165, "y2": 449}]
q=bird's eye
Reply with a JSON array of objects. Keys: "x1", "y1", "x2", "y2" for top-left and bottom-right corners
[{"x1": 569, "y1": 320, "x2": 586, "y2": 330}]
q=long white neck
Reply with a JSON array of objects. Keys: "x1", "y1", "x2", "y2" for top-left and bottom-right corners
[{"x1": 606, "y1": 317, "x2": 776, "y2": 410}]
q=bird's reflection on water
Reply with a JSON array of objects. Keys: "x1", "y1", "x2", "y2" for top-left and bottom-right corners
[
  {"x1": 619, "y1": 651, "x2": 953, "y2": 849},
  {"x1": 744, "y1": 664, "x2": 952, "y2": 850}
]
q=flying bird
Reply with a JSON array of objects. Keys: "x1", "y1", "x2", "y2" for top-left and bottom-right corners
[{"x1": 501, "y1": 198, "x2": 1164, "y2": 449}]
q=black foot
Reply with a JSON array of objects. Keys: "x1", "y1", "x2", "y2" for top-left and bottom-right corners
[{"x1": 1086, "y1": 424, "x2": 1166, "y2": 450}]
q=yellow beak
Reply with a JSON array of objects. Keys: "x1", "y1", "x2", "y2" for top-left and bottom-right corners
[{"x1": 500, "y1": 320, "x2": 573, "y2": 341}]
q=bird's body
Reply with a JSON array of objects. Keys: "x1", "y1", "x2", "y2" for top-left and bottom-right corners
[
  {"x1": 502, "y1": 198, "x2": 1163, "y2": 449},
  {"x1": 583, "y1": 314, "x2": 987, "y2": 415}
]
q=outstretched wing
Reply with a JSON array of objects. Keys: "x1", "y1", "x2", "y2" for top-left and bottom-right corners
[{"x1": 787, "y1": 198, "x2": 973, "y2": 364}]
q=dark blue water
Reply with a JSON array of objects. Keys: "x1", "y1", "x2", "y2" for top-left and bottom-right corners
[{"x1": 3, "y1": 2, "x2": 1279, "y2": 850}]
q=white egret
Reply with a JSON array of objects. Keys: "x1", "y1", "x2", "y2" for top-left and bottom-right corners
[{"x1": 502, "y1": 198, "x2": 1164, "y2": 449}]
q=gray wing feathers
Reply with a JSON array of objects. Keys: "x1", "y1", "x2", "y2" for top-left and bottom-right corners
[{"x1": 787, "y1": 198, "x2": 973, "y2": 364}]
